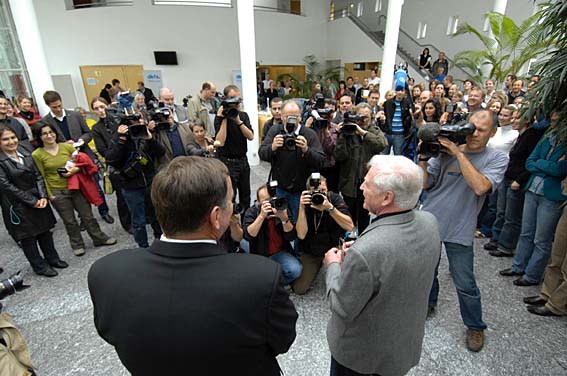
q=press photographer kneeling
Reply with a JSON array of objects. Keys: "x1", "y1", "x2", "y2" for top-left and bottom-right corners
[
  {"x1": 105, "y1": 115, "x2": 165, "y2": 248},
  {"x1": 294, "y1": 173, "x2": 354, "y2": 295}
]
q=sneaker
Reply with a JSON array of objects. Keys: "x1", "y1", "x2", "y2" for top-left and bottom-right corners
[
  {"x1": 95, "y1": 237, "x2": 117, "y2": 247},
  {"x1": 73, "y1": 248, "x2": 86, "y2": 256},
  {"x1": 466, "y1": 329, "x2": 484, "y2": 352},
  {"x1": 474, "y1": 230, "x2": 486, "y2": 239},
  {"x1": 483, "y1": 241, "x2": 498, "y2": 251}
]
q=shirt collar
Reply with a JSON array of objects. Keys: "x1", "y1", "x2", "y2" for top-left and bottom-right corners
[
  {"x1": 160, "y1": 234, "x2": 217, "y2": 244},
  {"x1": 371, "y1": 209, "x2": 411, "y2": 224},
  {"x1": 51, "y1": 109, "x2": 66, "y2": 122}
]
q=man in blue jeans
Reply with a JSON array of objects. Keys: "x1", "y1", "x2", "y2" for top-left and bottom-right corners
[
  {"x1": 243, "y1": 185, "x2": 301, "y2": 285},
  {"x1": 419, "y1": 110, "x2": 508, "y2": 352}
]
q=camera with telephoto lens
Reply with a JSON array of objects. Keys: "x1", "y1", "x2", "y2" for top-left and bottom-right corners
[
  {"x1": 308, "y1": 172, "x2": 326, "y2": 206},
  {"x1": 267, "y1": 180, "x2": 288, "y2": 211},
  {"x1": 0, "y1": 271, "x2": 29, "y2": 306},
  {"x1": 417, "y1": 121, "x2": 477, "y2": 158},
  {"x1": 221, "y1": 96, "x2": 241, "y2": 119},
  {"x1": 106, "y1": 107, "x2": 146, "y2": 140},
  {"x1": 445, "y1": 102, "x2": 469, "y2": 125},
  {"x1": 282, "y1": 116, "x2": 298, "y2": 151},
  {"x1": 147, "y1": 101, "x2": 172, "y2": 131},
  {"x1": 342, "y1": 111, "x2": 365, "y2": 136}
]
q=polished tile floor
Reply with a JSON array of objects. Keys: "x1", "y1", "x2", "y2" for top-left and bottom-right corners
[{"x1": 0, "y1": 161, "x2": 565, "y2": 375}]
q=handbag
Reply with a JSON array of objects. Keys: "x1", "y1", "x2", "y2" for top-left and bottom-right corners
[{"x1": 103, "y1": 165, "x2": 114, "y2": 195}]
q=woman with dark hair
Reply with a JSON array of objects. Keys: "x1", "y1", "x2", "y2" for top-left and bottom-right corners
[
  {"x1": 419, "y1": 48, "x2": 432, "y2": 70},
  {"x1": 32, "y1": 122, "x2": 116, "y2": 256},
  {"x1": 416, "y1": 98, "x2": 441, "y2": 127},
  {"x1": 434, "y1": 83, "x2": 450, "y2": 112},
  {"x1": 429, "y1": 80, "x2": 440, "y2": 93},
  {"x1": 335, "y1": 80, "x2": 347, "y2": 101},
  {"x1": 0, "y1": 125, "x2": 67, "y2": 277}
]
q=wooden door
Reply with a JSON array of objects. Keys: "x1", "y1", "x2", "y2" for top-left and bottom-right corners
[{"x1": 79, "y1": 65, "x2": 143, "y2": 104}]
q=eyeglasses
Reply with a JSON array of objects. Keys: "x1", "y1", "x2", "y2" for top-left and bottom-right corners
[{"x1": 41, "y1": 131, "x2": 56, "y2": 137}]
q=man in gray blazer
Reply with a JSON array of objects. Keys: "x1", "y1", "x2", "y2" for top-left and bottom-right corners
[
  {"x1": 325, "y1": 155, "x2": 440, "y2": 376},
  {"x1": 41, "y1": 90, "x2": 114, "y2": 224},
  {"x1": 159, "y1": 87, "x2": 190, "y2": 125}
]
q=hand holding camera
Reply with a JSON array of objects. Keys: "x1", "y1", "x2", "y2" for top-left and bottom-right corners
[
  {"x1": 272, "y1": 135, "x2": 284, "y2": 151},
  {"x1": 295, "y1": 135, "x2": 309, "y2": 153},
  {"x1": 259, "y1": 201, "x2": 275, "y2": 220}
]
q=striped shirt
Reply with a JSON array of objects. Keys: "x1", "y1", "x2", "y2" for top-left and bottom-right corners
[{"x1": 392, "y1": 100, "x2": 404, "y2": 134}]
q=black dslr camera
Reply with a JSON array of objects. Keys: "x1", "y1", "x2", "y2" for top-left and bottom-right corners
[
  {"x1": 310, "y1": 93, "x2": 333, "y2": 129},
  {"x1": 0, "y1": 271, "x2": 29, "y2": 310},
  {"x1": 267, "y1": 180, "x2": 288, "y2": 211},
  {"x1": 342, "y1": 111, "x2": 365, "y2": 136},
  {"x1": 308, "y1": 172, "x2": 326, "y2": 206},
  {"x1": 147, "y1": 101, "x2": 172, "y2": 131},
  {"x1": 418, "y1": 122, "x2": 477, "y2": 158},
  {"x1": 221, "y1": 96, "x2": 241, "y2": 119},
  {"x1": 106, "y1": 108, "x2": 146, "y2": 140},
  {"x1": 282, "y1": 116, "x2": 298, "y2": 151},
  {"x1": 445, "y1": 102, "x2": 469, "y2": 125}
]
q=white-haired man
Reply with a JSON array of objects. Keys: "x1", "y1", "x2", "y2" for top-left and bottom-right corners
[
  {"x1": 324, "y1": 155, "x2": 440, "y2": 376},
  {"x1": 159, "y1": 87, "x2": 190, "y2": 125}
]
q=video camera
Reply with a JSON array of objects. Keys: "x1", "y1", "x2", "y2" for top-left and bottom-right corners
[
  {"x1": 105, "y1": 107, "x2": 147, "y2": 140},
  {"x1": 147, "y1": 101, "x2": 172, "y2": 131},
  {"x1": 267, "y1": 180, "x2": 288, "y2": 211},
  {"x1": 117, "y1": 91, "x2": 135, "y2": 112},
  {"x1": 309, "y1": 94, "x2": 333, "y2": 130},
  {"x1": 342, "y1": 111, "x2": 365, "y2": 136},
  {"x1": 417, "y1": 122, "x2": 477, "y2": 158},
  {"x1": 308, "y1": 172, "x2": 326, "y2": 206},
  {"x1": 221, "y1": 96, "x2": 241, "y2": 119},
  {"x1": 281, "y1": 116, "x2": 299, "y2": 151},
  {"x1": 182, "y1": 94, "x2": 192, "y2": 108}
]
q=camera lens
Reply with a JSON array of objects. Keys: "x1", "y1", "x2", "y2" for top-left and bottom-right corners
[{"x1": 311, "y1": 192, "x2": 325, "y2": 206}]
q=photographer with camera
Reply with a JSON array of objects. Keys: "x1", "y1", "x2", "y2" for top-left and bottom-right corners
[
  {"x1": 243, "y1": 183, "x2": 301, "y2": 285},
  {"x1": 149, "y1": 102, "x2": 195, "y2": 170},
  {"x1": 293, "y1": 173, "x2": 353, "y2": 295},
  {"x1": 259, "y1": 100, "x2": 325, "y2": 221},
  {"x1": 331, "y1": 93, "x2": 355, "y2": 125},
  {"x1": 419, "y1": 110, "x2": 508, "y2": 352},
  {"x1": 188, "y1": 81, "x2": 218, "y2": 138},
  {"x1": 105, "y1": 116, "x2": 165, "y2": 248},
  {"x1": 90, "y1": 97, "x2": 132, "y2": 234},
  {"x1": 334, "y1": 103, "x2": 387, "y2": 233},
  {"x1": 215, "y1": 85, "x2": 254, "y2": 211},
  {"x1": 159, "y1": 88, "x2": 190, "y2": 125}
]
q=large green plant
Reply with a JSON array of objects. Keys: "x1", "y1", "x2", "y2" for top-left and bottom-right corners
[
  {"x1": 277, "y1": 55, "x2": 341, "y2": 99},
  {"x1": 523, "y1": 1, "x2": 567, "y2": 142},
  {"x1": 452, "y1": 11, "x2": 547, "y2": 86}
]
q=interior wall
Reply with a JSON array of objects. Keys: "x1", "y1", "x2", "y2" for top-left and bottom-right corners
[{"x1": 32, "y1": 0, "x2": 330, "y2": 109}]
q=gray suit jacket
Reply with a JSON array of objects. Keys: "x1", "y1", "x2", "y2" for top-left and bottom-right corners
[
  {"x1": 173, "y1": 104, "x2": 190, "y2": 125},
  {"x1": 326, "y1": 210, "x2": 440, "y2": 376}
]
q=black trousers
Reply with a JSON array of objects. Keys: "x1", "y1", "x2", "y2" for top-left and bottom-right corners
[
  {"x1": 109, "y1": 173, "x2": 132, "y2": 232},
  {"x1": 220, "y1": 157, "x2": 251, "y2": 211},
  {"x1": 343, "y1": 188, "x2": 370, "y2": 234},
  {"x1": 20, "y1": 231, "x2": 62, "y2": 273}
]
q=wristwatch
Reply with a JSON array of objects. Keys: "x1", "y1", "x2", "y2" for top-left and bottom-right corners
[
  {"x1": 281, "y1": 218, "x2": 290, "y2": 224},
  {"x1": 328, "y1": 206, "x2": 335, "y2": 213}
]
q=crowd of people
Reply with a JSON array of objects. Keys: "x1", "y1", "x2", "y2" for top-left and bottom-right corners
[{"x1": 0, "y1": 62, "x2": 565, "y2": 375}]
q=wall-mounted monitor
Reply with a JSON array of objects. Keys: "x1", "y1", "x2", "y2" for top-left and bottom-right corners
[{"x1": 154, "y1": 51, "x2": 178, "y2": 65}]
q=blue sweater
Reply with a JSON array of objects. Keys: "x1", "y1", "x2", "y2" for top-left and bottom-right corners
[{"x1": 525, "y1": 134, "x2": 567, "y2": 201}]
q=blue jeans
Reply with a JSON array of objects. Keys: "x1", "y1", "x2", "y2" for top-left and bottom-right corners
[
  {"x1": 270, "y1": 251, "x2": 302, "y2": 284},
  {"x1": 496, "y1": 181, "x2": 525, "y2": 252},
  {"x1": 383, "y1": 134, "x2": 405, "y2": 156},
  {"x1": 429, "y1": 242, "x2": 487, "y2": 330},
  {"x1": 478, "y1": 189, "x2": 498, "y2": 237},
  {"x1": 511, "y1": 191, "x2": 563, "y2": 283},
  {"x1": 122, "y1": 188, "x2": 161, "y2": 248},
  {"x1": 276, "y1": 188, "x2": 301, "y2": 222}
]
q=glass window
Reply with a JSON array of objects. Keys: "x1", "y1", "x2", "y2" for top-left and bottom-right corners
[
  {"x1": 152, "y1": 0, "x2": 231, "y2": 7},
  {"x1": 65, "y1": 0, "x2": 133, "y2": 10}
]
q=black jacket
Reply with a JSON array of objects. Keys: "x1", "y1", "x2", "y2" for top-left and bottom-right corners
[
  {"x1": 0, "y1": 148, "x2": 56, "y2": 241},
  {"x1": 383, "y1": 98, "x2": 413, "y2": 136},
  {"x1": 88, "y1": 240, "x2": 297, "y2": 376},
  {"x1": 259, "y1": 124, "x2": 325, "y2": 192},
  {"x1": 505, "y1": 127, "x2": 545, "y2": 184},
  {"x1": 105, "y1": 134, "x2": 165, "y2": 190},
  {"x1": 243, "y1": 204, "x2": 297, "y2": 257},
  {"x1": 92, "y1": 116, "x2": 120, "y2": 158}
]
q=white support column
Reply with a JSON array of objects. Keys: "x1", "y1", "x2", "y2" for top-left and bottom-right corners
[
  {"x1": 8, "y1": 0, "x2": 54, "y2": 116},
  {"x1": 236, "y1": 0, "x2": 260, "y2": 166},
  {"x1": 483, "y1": 0, "x2": 508, "y2": 78},
  {"x1": 379, "y1": 0, "x2": 403, "y2": 100}
]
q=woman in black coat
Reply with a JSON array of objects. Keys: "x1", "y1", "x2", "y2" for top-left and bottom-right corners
[{"x1": 0, "y1": 125, "x2": 67, "y2": 277}]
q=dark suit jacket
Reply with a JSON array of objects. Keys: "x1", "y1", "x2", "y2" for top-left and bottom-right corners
[{"x1": 88, "y1": 240, "x2": 298, "y2": 376}]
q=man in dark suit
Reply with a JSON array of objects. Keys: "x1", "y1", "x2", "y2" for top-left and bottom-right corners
[
  {"x1": 88, "y1": 156, "x2": 298, "y2": 376},
  {"x1": 41, "y1": 90, "x2": 114, "y2": 224},
  {"x1": 137, "y1": 81, "x2": 156, "y2": 106},
  {"x1": 325, "y1": 155, "x2": 440, "y2": 376}
]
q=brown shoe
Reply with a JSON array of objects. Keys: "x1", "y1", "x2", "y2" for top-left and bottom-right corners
[
  {"x1": 466, "y1": 329, "x2": 484, "y2": 352},
  {"x1": 94, "y1": 237, "x2": 117, "y2": 247}
]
